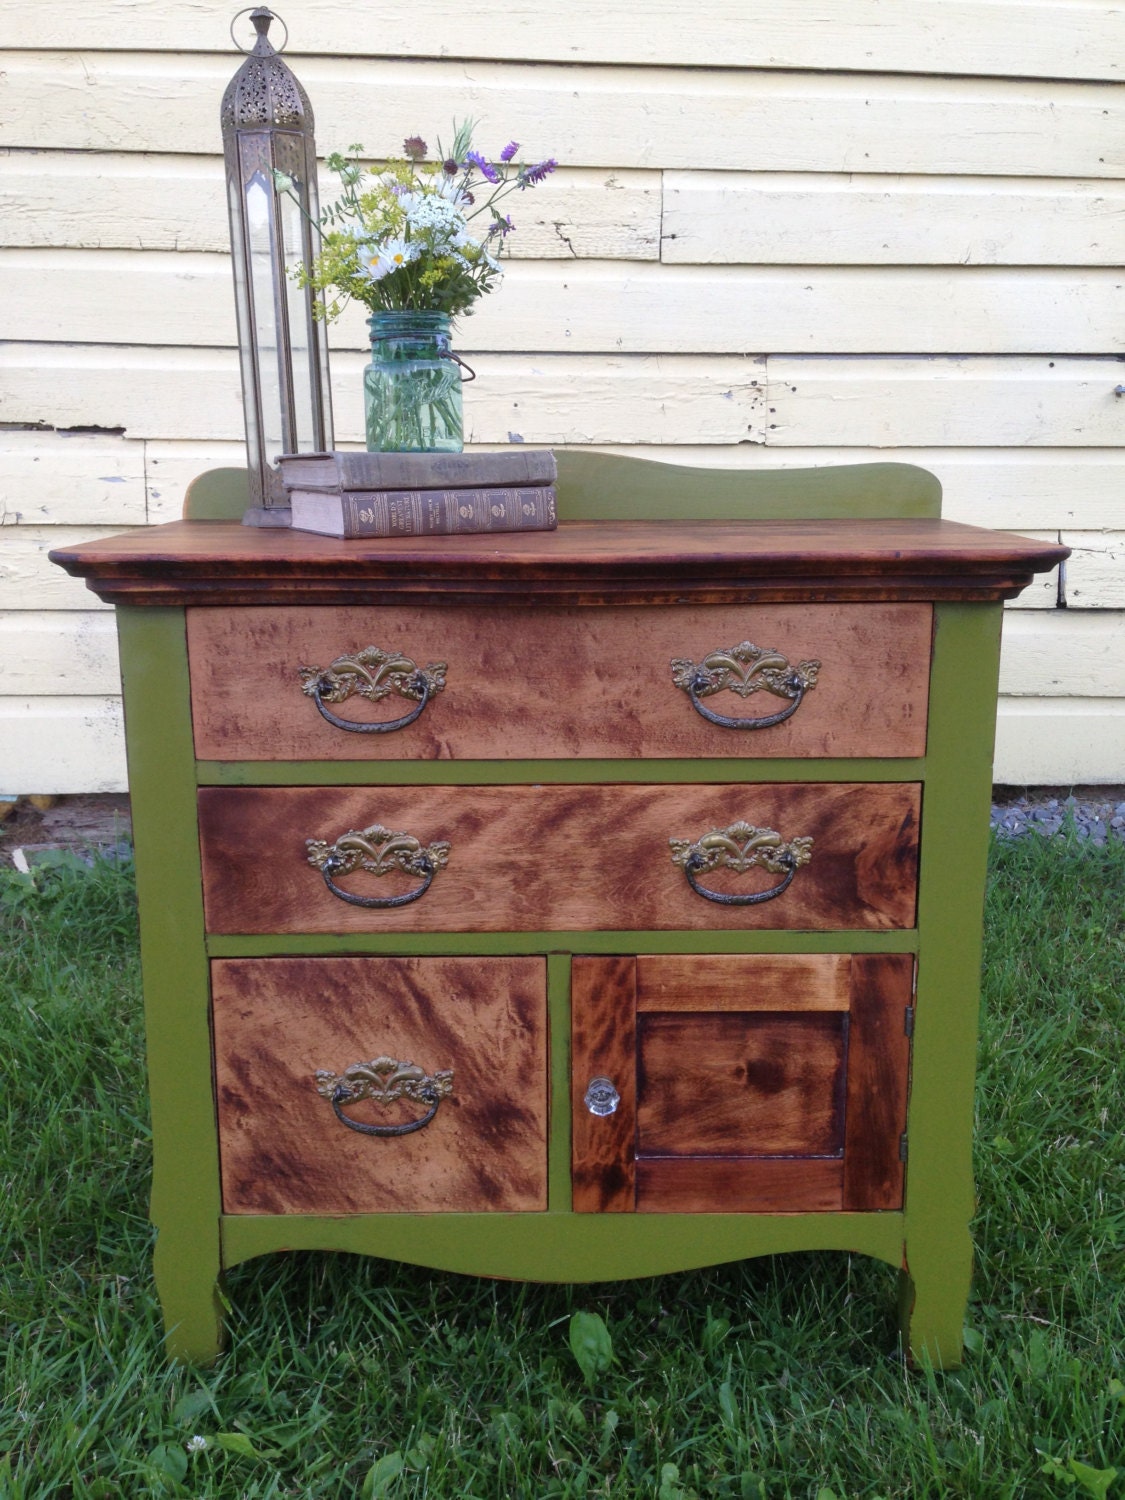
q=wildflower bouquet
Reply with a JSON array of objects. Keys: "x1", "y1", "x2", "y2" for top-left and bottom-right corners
[{"x1": 295, "y1": 121, "x2": 557, "y2": 320}]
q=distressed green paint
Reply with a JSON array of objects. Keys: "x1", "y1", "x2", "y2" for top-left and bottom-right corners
[
  {"x1": 899, "y1": 600, "x2": 1003, "y2": 1367},
  {"x1": 199, "y1": 756, "x2": 925, "y2": 786},
  {"x1": 116, "y1": 607, "x2": 227, "y2": 1363},
  {"x1": 206, "y1": 929, "x2": 920, "y2": 959},
  {"x1": 181, "y1": 455, "x2": 943, "y2": 527},
  {"x1": 555, "y1": 451, "x2": 942, "y2": 522},
  {"x1": 182, "y1": 467, "x2": 249, "y2": 520},
  {"x1": 547, "y1": 955, "x2": 573, "y2": 1213},
  {"x1": 220, "y1": 1210, "x2": 907, "y2": 1281}
]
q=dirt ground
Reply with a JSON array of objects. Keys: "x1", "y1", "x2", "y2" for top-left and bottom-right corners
[{"x1": 0, "y1": 794, "x2": 133, "y2": 868}]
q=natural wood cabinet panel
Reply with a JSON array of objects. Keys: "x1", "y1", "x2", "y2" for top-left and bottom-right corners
[
  {"x1": 571, "y1": 956, "x2": 637, "y2": 1213},
  {"x1": 212, "y1": 956, "x2": 548, "y2": 1215},
  {"x1": 635, "y1": 1158, "x2": 845, "y2": 1215},
  {"x1": 197, "y1": 781, "x2": 921, "y2": 934},
  {"x1": 636, "y1": 953, "x2": 852, "y2": 1011},
  {"x1": 637, "y1": 1011, "x2": 847, "y2": 1156},
  {"x1": 573, "y1": 952, "x2": 914, "y2": 1214},
  {"x1": 186, "y1": 601, "x2": 932, "y2": 761}
]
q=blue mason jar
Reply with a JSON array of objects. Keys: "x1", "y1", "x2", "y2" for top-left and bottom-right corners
[{"x1": 363, "y1": 310, "x2": 464, "y2": 453}]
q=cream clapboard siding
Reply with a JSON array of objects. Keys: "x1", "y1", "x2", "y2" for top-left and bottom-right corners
[{"x1": 1, "y1": 2, "x2": 1123, "y2": 793}]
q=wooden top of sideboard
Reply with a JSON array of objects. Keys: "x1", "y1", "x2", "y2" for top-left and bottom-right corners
[{"x1": 50, "y1": 518, "x2": 1068, "y2": 608}]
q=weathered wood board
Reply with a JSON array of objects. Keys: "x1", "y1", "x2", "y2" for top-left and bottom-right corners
[
  {"x1": 4, "y1": 54, "x2": 1119, "y2": 177},
  {"x1": 5, "y1": 1, "x2": 1120, "y2": 79},
  {"x1": 0, "y1": 153, "x2": 661, "y2": 261},
  {"x1": 7, "y1": 252, "x2": 1123, "y2": 356},
  {"x1": 662, "y1": 173, "x2": 1125, "y2": 267}
]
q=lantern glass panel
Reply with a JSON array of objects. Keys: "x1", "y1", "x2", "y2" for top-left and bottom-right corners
[
  {"x1": 279, "y1": 181, "x2": 317, "y2": 452},
  {"x1": 245, "y1": 171, "x2": 285, "y2": 464}
]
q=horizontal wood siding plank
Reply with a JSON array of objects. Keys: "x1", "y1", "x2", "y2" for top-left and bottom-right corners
[
  {"x1": 0, "y1": 431, "x2": 147, "y2": 525},
  {"x1": 1000, "y1": 611, "x2": 1125, "y2": 698},
  {"x1": 0, "y1": 347, "x2": 767, "y2": 445},
  {"x1": 0, "y1": 528, "x2": 129, "y2": 609},
  {"x1": 4, "y1": 2, "x2": 1121, "y2": 79},
  {"x1": 1063, "y1": 533, "x2": 1125, "y2": 609},
  {"x1": 662, "y1": 172, "x2": 1125, "y2": 267},
  {"x1": 0, "y1": 611, "x2": 121, "y2": 694},
  {"x1": 993, "y1": 699, "x2": 1125, "y2": 784},
  {"x1": 0, "y1": 152, "x2": 661, "y2": 260},
  {"x1": 0, "y1": 695, "x2": 126, "y2": 793},
  {"x1": 8, "y1": 252, "x2": 1122, "y2": 356},
  {"x1": 3, "y1": 55, "x2": 1119, "y2": 176},
  {"x1": 767, "y1": 358, "x2": 1125, "y2": 448}
]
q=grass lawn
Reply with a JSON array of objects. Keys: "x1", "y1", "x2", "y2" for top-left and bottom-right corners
[{"x1": 1, "y1": 834, "x2": 1122, "y2": 1499}]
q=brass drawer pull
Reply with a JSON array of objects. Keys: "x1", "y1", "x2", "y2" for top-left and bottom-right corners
[
  {"x1": 671, "y1": 642, "x2": 819, "y2": 730},
  {"x1": 670, "y1": 820, "x2": 814, "y2": 906},
  {"x1": 306, "y1": 824, "x2": 451, "y2": 908},
  {"x1": 316, "y1": 1056, "x2": 454, "y2": 1137},
  {"x1": 299, "y1": 646, "x2": 446, "y2": 734}
]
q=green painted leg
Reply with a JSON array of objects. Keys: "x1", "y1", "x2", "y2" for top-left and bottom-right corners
[
  {"x1": 898, "y1": 1224, "x2": 972, "y2": 1368},
  {"x1": 117, "y1": 608, "x2": 226, "y2": 1364},
  {"x1": 900, "y1": 602, "x2": 1003, "y2": 1373},
  {"x1": 154, "y1": 1230, "x2": 227, "y2": 1364}
]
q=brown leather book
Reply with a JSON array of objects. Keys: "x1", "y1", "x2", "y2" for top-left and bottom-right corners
[
  {"x1": 278, "y1": 448, "x2": 556, "y2": 491},
  {"x1": 289, "y1": 485, "x2": 558, "y2": 538}
]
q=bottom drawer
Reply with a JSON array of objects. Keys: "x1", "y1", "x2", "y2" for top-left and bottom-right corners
[
  {"x1": 212, "y1": 956, "x2": 549, "y2": 1214},
  {"x1": 572, "y1": 952, "x2": 914, "y2": 1214}
]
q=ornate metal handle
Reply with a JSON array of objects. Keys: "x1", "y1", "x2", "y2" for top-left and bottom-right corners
[
  {"x1": 670, "y1": 821, "x2": 814, "y2": 906},
  {"x1": 299, "y1": 646, "x2": 446, "y2": 734},
  {"x1": 671, "y1": 642, "x2": 820, "y2": 730},
  {"x1": 306, "y1": 824, "x2": 450, "y2": 908},
  {"x1": 316, "y1": 1056, "x2": 454, "y2": 1137}
]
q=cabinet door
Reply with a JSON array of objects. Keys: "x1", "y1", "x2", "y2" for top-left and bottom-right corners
[{"x1": 572, "y1": 954, "x2": 912, "y2": 1214}]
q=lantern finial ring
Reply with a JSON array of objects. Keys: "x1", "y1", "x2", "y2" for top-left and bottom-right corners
[{"x1": 229, "y1": 6, "x2": 289, "y2": 54}]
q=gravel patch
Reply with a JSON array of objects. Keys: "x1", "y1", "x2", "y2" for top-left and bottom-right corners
[{"x1": 991, "y1": 786, "x2": 1125, "y2": 845}]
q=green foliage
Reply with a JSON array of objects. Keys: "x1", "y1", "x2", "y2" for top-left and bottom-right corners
[
  {"x1": 0, "y1": 835, "x2": 1122, "y2": 1497},
  {"x1": 568, "y1": 1310, "x2": 614, "y2": 1388}
]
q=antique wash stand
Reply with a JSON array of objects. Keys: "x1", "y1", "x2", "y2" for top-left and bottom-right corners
[{"x1": 51, "y1": 453, "x2": 1065, "y2": 1366}]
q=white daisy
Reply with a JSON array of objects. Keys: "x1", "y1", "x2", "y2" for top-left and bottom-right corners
[{"x1": 359, "y1": 238, "x2": 419, "y2": 281}]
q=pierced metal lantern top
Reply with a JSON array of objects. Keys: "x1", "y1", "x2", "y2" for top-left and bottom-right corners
[{"x1": 221, "y1": 8, "x2": 312, "y2": 135}]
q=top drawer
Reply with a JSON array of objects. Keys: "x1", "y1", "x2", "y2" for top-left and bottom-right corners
[{"x1": 186, "y1": 602, "x2": 931, "y2": 762}]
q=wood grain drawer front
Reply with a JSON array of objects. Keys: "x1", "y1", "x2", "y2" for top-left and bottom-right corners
[
  {"x1": 198, "y1": 782, "x2": 920, "y2": 934},
  {"x1": 212, "y1": 956, "x2": 548, "y2": 1215},
  {"x1": 572, "y1": 953, "x2": 913, "y2": 1215},
  {"x1": 186, "y1": 602, "x2": 931, "y2": 761}
]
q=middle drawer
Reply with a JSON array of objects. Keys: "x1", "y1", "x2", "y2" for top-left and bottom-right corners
[{"x1": 198, "y1": 782, "x2": 920, "y2": 933}]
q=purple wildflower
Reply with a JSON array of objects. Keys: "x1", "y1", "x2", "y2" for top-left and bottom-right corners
[
  {"x1": 466, "y1": 149, "x2": 501, "y2": 184},
  {"x1": 499, "y1": 141, "x2": 519, "y2": 162},
  {"x1": 402, "y1": 135, "x2": 428, "y2": 161},
  {"x1": 442, "y1": 157, "x2": 459, "y2": 175},
  {"x1": 518, "y1": 158, "x2": 557, "y2": 188}
]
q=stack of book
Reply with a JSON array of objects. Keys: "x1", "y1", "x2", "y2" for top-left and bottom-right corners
[{"x1": 277, "y1": 449, "x2": 558, "y2": 539}]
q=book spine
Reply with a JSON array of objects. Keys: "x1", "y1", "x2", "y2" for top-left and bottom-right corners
[
  {"x1": 340, "y1": 487, "x2": 558, "y2": 538},
  {"x1": 280, "y1": 450, "x2": 556, "y2": 490}
]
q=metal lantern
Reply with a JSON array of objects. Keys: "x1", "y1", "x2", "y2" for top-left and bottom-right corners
[{"x1": 221, "y1": 6, "x2": 333, "y2": 524}]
